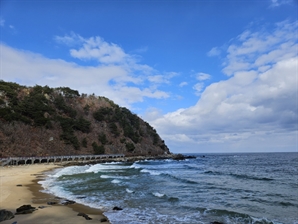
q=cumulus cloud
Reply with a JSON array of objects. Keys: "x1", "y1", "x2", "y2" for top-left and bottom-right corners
[
  {"x1": 222, "y1": 20, "x2": 297, "y2": 76},
  {"x1": 0, "y1": 33, "x2": 172, "y2": 108},
  {"x1": 146, "y1": 20, "x2": 297, "y2": 153}
]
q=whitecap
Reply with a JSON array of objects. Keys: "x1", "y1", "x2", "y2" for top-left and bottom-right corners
[
  {"x1": 152, "y1": 192, "x2": 165, "y2": 198},
  {"x1": 52, "y1": 165, "x2": 89, "y2": 178},
  {"x1": 140, "y1": 169, "x2": 161, "y2": 176},
  {"x1": 100, "y1": 175, "x2": 131, "y2": 179},
  {"x1": 126, "y1": 188, "x2": 135, "y2": 193},
  {"x1": 112, "y1": 179, "x2": 121, "y2": 184}
]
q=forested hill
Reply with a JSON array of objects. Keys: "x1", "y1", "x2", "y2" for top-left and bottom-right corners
[{"x1": 0, "y1": 80, "x2": 170, "y2": 157}]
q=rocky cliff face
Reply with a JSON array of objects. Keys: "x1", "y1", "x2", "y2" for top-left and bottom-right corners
[{"x1": 0, "y1": 81, "x2": 170, "y2": 157}]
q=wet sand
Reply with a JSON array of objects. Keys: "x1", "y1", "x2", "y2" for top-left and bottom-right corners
[{"x1": 0, "y1": 164, "x2": 110, "y2": 224}]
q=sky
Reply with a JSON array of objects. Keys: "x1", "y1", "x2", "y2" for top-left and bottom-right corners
[{"x1": 0, "y1": 0, "x2": 297, "y2": 153}]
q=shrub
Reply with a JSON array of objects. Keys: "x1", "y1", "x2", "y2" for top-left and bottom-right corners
[
  {"x1": 74, "y1": 117, "x2": 91, "y2": 133},
  {"x1": 82, "y1": 138, "x2": 87, "y2": 148},
  {"x1": 98, "y1": 133, "x2": 108, "y2": 145},
  {"x1": 92, "y1": 142, "x2": 105, "y2": 155},
  {"x1": 125, "y1": 142, "x2": 135, "y2": 152}
]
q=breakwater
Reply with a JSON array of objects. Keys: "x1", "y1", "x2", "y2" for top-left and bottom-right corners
[{"x1": 0, "y1": 154, "x2": 125, "y2": 166}]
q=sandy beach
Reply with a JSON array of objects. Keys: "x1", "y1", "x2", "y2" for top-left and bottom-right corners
[{"x1": 0, "y1": 164, "x2": 110, "y2": 224}]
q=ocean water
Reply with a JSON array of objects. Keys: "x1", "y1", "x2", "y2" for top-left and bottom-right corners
[{"x1": 40, "y1": 152, "x2": 298, "y2": 224}]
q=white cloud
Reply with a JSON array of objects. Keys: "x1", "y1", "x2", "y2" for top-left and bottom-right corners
[
  {"x1": 193, "y1": 82, "x2": 204, "y2": 96},
  {"x1": 196, "y1": 72, "x2": 211, "y2": 81},
  {"x1": 146, "y1": 20, "x2": 297, "y2": 153},
  {"x1": 0, "y1": 40, "x2": 170, "y2": 108},
  {"x1": 179, "y1": 82, "x2": 188, "y2": 87},
  {"x1": 270, "y1": 0, "x2": 292, "y2": 7},
  {"x1": 222, "y1": 20, "x2": 297, "y2": 76},
  {"x1": 207, "y1": 47, "x2": 221, "y2": 57},
  {"x1": 70, "y1": 37, "x2": 128, "y2": 64}
]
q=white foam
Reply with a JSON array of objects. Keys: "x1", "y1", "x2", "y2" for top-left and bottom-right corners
[
  {"x1": 85, "y1": 164, "x2": 129, "y2": 173},
  {"x1": 140, "y1": 169, "x2": 161, "y2": 176},
  {"x1": 52, "y1": 165, "x2": 89, "y2": 178},
  {"x1": 112, "y1": 179, "x2": 121, "y2": 184},
  {"x1": 152, "y1": 192, "x2": 165, "y2": 198},
  {"x1": 126, "y1": 188, "x2": 134, "y2": 193},
  {"x1": 100, "y1": 175, "x2": 131, "y2": 179}
]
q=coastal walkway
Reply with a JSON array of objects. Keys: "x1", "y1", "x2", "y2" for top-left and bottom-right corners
[{"x1": 0, "y1": 154, "x2": 125, "y2": 166}]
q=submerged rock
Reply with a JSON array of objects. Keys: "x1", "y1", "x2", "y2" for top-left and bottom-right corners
[{"x1": 0, "y1": 209, "x2": 14, "y2": 222}]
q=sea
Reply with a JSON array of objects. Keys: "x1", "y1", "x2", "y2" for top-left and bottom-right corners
[{"x1": 39, "y1": 152, "x2": 298, "y2": 224}]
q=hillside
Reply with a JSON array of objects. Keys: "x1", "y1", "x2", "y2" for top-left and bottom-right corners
[{"x1": 0, "y1": 80, "x2": 171, "y2": 157}]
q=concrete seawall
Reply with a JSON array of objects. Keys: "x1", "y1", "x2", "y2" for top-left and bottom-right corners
[{"x1": 0, "y1": 154, "x2": 125, "y2": 166}]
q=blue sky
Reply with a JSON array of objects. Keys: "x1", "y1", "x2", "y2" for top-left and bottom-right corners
[{"x1": 0, "y1": 0, "x2": 297, "y2": 153}]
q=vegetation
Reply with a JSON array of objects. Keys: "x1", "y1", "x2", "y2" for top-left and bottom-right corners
[{"x1": 0, "y1": 80, "x2": 170, "y2": 157}]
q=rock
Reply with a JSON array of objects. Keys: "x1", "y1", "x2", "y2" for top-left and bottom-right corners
[
  {"x1": 61, "y1": 200, "x2": 76, "y2": 205},
  {"x1": 16, "y1": 184, "x2": 22, "y2": 187},
  {"x1": 77, "y1": 212, "x2": 92, "y2": 220},
  {"x1": 210, "y1": 222, "x2": 225, "y2": 224},
  {"x1": 113, "y1": 206, "x2": 123, "y2": 211},
  {"x1": 15, "y1": 205, "x2": 36, "y2": 215},
  {"x1": 47, "y1": 202, "x2": 57, "y2": 205},
  {"x1": 100, "y1": 217, "x2": 108, "y2": 222},
  {"x1": 38, "y1": 206, "x2": 46, "y2": 209},
  {"x1": 173, "y1": 154, "x2": 196, "y2": 160},
  {"x1": 0, "y1": 209, "x2": 14, "y2": 222}
]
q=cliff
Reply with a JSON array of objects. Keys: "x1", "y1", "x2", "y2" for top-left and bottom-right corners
[{"x1": 0, "y1": 80, "x2": 171, "y2": 157}]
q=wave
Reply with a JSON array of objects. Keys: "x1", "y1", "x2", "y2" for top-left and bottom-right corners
[
  {"x1": 203, "y1": 170, "x2": 274, "y2": 181},
  {"x1": 51, "y1": 165, "x2": 90, "y2": 178},
  {"x1": 204, "y1": 208, "x2": 277, "y2": 224},
  {"x1": 100, "y1": 175, "x2": 131, "y2": 179},
  {"x1": 85, "y1": 163, "x2": 130, "y2": 173},
  {"x1": 140, "y1": 169, "x2": 161, "y2": 176}
]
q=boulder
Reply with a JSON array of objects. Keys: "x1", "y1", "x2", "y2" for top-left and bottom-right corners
[
  {"x1": 77, "y1": 212, "x2": 92, "y2": 220},
  {"x1": 0, "y1": 209, "x2": 14, "y2": 222},
  {"x1": 61, "y1": 200, "x2": 76, "y2": 205},
  {"x1": 15, "y1": 205, "x2": 36, "y2": 215},
  {"x1": 100, "y1": 217, "x2": 108, "y2": 222},
  {"x1": 47, "y1": 202, "x2": 57, "y2": 205},
  {"x1": 113, "y1": 206, "x2": 123, "y2": 211}
]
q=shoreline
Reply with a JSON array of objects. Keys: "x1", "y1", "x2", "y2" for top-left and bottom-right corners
[{"x1": 0, "y1": 164, "x2": 110, "y2": 224}]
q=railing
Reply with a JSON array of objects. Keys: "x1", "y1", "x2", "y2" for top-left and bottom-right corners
[{"x1": 0, "y1": 154, "x2": 125, "y2": 166}]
